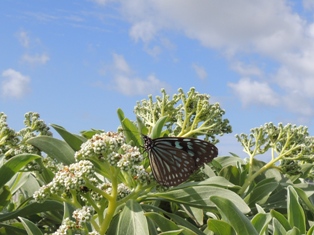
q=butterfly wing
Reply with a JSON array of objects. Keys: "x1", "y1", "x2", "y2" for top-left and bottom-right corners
[{"x1": 143, "y1": 135, "x2": 218, "y2": 186}]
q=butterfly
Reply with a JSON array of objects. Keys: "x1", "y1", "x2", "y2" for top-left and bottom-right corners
[{"x1": 142, "y1": 135, "x2": 218, "y2": 186}]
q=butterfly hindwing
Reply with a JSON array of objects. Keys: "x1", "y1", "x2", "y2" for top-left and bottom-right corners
[{"x1": 142, "y1": 135, "x2": 218, "y2": 186}]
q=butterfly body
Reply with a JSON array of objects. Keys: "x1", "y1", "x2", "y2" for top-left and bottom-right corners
[{"x1": 142, "y1": 135, "x2": 218, "y2": 186}]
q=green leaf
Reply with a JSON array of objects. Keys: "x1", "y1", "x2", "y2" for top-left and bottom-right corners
[
  {"x1": 19, "y1": 217, "x2": 43, "y2": 235},
  {"x1": 142, "y1": 204, "x2": 204, "y2": 235},
  {"x1": 270, "y1": 210, "x2": 291, "y2": 231},
  {"x1": 80, "y1": 129, "x2": 103, "y2": 139},
  {"x1": 294, "y1": 187, "x2": 314, "y2": 213},
  {"x1": 116, "y1": 200, "x2": 149, "y2": 235},
  {"x1": 207, "y1": 219, "x2": 235, "y2": 235},
  {"x1": 174, "y1": 176, "x2": 240, "y2": 190},
  {"x1": 287, "y1": 186, "x2": 306, "y2": 234},
  {"x1": 159, "y1": 230, "x2": 184, "y2": 235},
  {"x1": 136, "y1": 116, "x2": 148, "y2": 135},
  {"x1": 0, "y1": 186, "x2": 11, "y2": 210},
  {"x1": 244, "y1": 178, "x2": 279, "y2": 206},
  {"x1": 251, "y1": 213, "x2": 272, "y2": 234},
  {"x1": 150, "y1": 186, "x2": 250, "y2": 213},
  {"x1": 0, "y1": 223, "x2": 25, "y2": 235},
  {"x1": 0, "y1": 200, "x2": 63, "y2": 222},
  {"x1": 210, "y1": 196, "x2": 258, "y2": 235},
  {"x1": 307, "y1": 225, "x2": 314, "y2": 235},
  {"x1": 122, "y1": 118, "x2": 142, "y2": 147},
  {"x1": 151, "y1": 116, "x2": 168, "y2": 138},
  {"x1": 0, "y1": 154, "x2": 40, "y2": 189},
  {"x1": 286, "y1": 227, "x2": 301, "y2": 235},
  {"x1": 145, "y1": 212, "x2": 181, "y2": 232},
  {"x1": 51, "y1": 124, "x2": 85, "y2": 151},
  {"x1": 27, "y1": 136, "x2": 75, "y2": 165},
  {"x1": 273, "y1": 218, "x2": 287, "y2": 235},
  {"x1": 117, "y1": 108, "x2": 142, "y2": 147}
]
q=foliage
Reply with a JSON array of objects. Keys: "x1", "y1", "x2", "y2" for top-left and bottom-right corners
[{"x1": 0, "y1": 88, "x2": 313, "y2": 235}]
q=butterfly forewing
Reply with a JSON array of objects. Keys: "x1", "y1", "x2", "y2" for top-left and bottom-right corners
[{"x1": 143, "y1": 135, "x2": 218, "y2": 186}]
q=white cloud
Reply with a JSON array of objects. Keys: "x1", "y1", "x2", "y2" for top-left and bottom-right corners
[
  {"x1": 113, "y1": 74, "x2": 168, "y2": 96},
  {"x1": 90, "y1": 0, "x2": 111, "y2": 6},
  {"x1": 113, "y1": 53, "x2": 131, "y2": 74},
  {"x1": 105, "y1": 53, "x2": 169, "y2": 96},
  {"x1": 1, "y1": 69, "x2": 30, "y2": 98},
  {"x1": 21, "y1": 53, "x2": 50, "y2": 65},
  {"x1": 303, "y1": 0, "x2": 314, "y2": 10},
  {"x1": 192, "y1": 64, "x2": 207, "y2": 80},
  {"x1": 231, "y1": 62, "x2": 263, "y2": 77},
  {"x1": 129, "y1": 21, "x2": 156, "y2": 43},
  {"x1": 112, "y1": 0, "x2": 314, "y2": 118},
  {"x1": 17, "y1": 31, "x2": 30, "y2": 48},
  {"x1": 228, "y1": 78, "x2": 279, "y2": 107}
]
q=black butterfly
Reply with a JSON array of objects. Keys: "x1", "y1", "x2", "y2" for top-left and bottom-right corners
[{"x1": 142, "y1": 135, "x2": 218, "y2": 186}]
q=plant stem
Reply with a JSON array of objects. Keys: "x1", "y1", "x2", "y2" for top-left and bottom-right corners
[{"x1": 99, "y1": 167, "x2": 118, "y2": 235}]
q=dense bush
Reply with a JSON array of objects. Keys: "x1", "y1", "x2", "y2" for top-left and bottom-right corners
[{"x1": 0, "y1": 88, "x2": 313, "y2": 235}]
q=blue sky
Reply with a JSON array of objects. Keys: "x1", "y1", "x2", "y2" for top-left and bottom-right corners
[{"x1": 1, "y1": 0, "x2": 314, "y2": 159}]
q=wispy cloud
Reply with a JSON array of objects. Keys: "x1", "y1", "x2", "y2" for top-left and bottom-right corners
[
  {"x1": 17, "y1": 31, "x2": 30, "y2": 48},
  {"x1": 192, "y1": 64, "x2": 207, "y2": 80},
  {"x1": 1, "y1": 69, "x2": 31, "y2": 98},
  {"x1": 21, "y1": 53, "x2": 50, "y2": 65},
  {"x1": 98, "y1": 53, "x2": 169, "y2": 96}
]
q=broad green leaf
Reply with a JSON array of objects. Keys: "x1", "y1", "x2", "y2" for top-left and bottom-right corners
[
  {"x1": 182, "y1": 205, "x2": 203, "y2": 226},
  {"x1": 263, "y1": 188, "x2": 287, "y2": 210},
  {"x1": 159, "y1": 230, "x2": 183, "y2": 235},
  {"x1": 307, "y1": 225, "x2": 314, "y2": 235},
  {"x1": 273, "y1": 218, "x2": 287, "y2": 235},
  {"x1": 244, "y1": 178, "x2": 278, "y2": 206},
  {"x1": 287, "y1": 186, "x2": 305, "y2": 234},
  {"x1": 116, "y1": 200, "x2": 149, "y2": 235},
  {"x1": 207, "y1": 219, "x2": 235, "y2": 235},
  {"x1": 251, "y1": 213, "x2": 271, "y2": 234},
  {"x1": 11, "y1": 173, "x2": 39, "y2": 198},
  {"x1": 19, "y1": 217, "x2": 43, "y2": 235},
  {"x1": 210, "y1": 196, "x2": 258, "y2": 235},
  {"x1": 150, "y1": 186, "x2": 250, "y2": 213},
  {"x1": 136, "y1": 116, "x2": 148, "y2": 135},
  {"x1": 145, "y1": 212, "x2": 182, "y2": 233},
  {"x1": 0, "y1": 223, "x2": 25, "y2": 235},
  {"x1": 0, "y1": 186, "x2": 11, "y2": 210},
  {"x1": 51, "y1": 124, "x2": 85, "y2": 151},
  {"x1": 80, "y1": 129, "x2": 103, "y2": 139},
  {"x1": 27, "y1": 136, "x2": 75, "y2": 165},
  {"x1": 174, "y1": 176, "x2": 239, "y2": 190},
  {"x1": 151, "y1": 116, "x2": 168, "y2": 138},
  {"x1": 294, "y1": 187, "x2": 314, "y2": 213},
  {"x1": 215, "y1": 156, "x2": 244, "y2": 168},
  {"x1": 270, "y1": 210, "x2": 291, "y2": 231},
  {"x1": 0, "y1": 200, "x2": 63, "y2": 222},
  {"x1": 63, "y1": 202, "x2": 76, "y2": 219},
  {"x1": 142, "y1": 204, "x2": 204, "y2": 235},
  {"x1": 219, "y1": 165, "x2": 242, "y2": 185},
  {"x1": 121, "y1": 117, "x2": 142, "y2": 147},
  {"x1": 0, "y1": 154, "x2": 40, "y2": 189},
  {"x1": 286, "y1": 227, "x2": 301, "y2": 235},
  {"x1": 117, "y1": 107, "x2": 125, "y2": 121},
  {"x1": 117, "y1": 108, "x2": 142, "y2": 147}
]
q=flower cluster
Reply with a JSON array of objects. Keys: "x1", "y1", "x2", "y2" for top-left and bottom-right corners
[
  {"x1": 103, "y1": 183, "x2": 131, "y2": 200},
  {"x1": 0, "y1": 112, "x2": 51, "y2": 158},
  {"x1": 52, "y1": 207, "x2": 98, "y2": 235},
  {"x1": 134, "y1": 88, "x2": 232, "y2": 143},
  {"x1": 33, "y1": 160, "x2": 95, "y2": 202},
  {"x1": 75, "y1": 131, "x2": 151, "y2": 185},
  {"x1": 236, "y1": 122, "x2": 313, "y2": 158}
]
